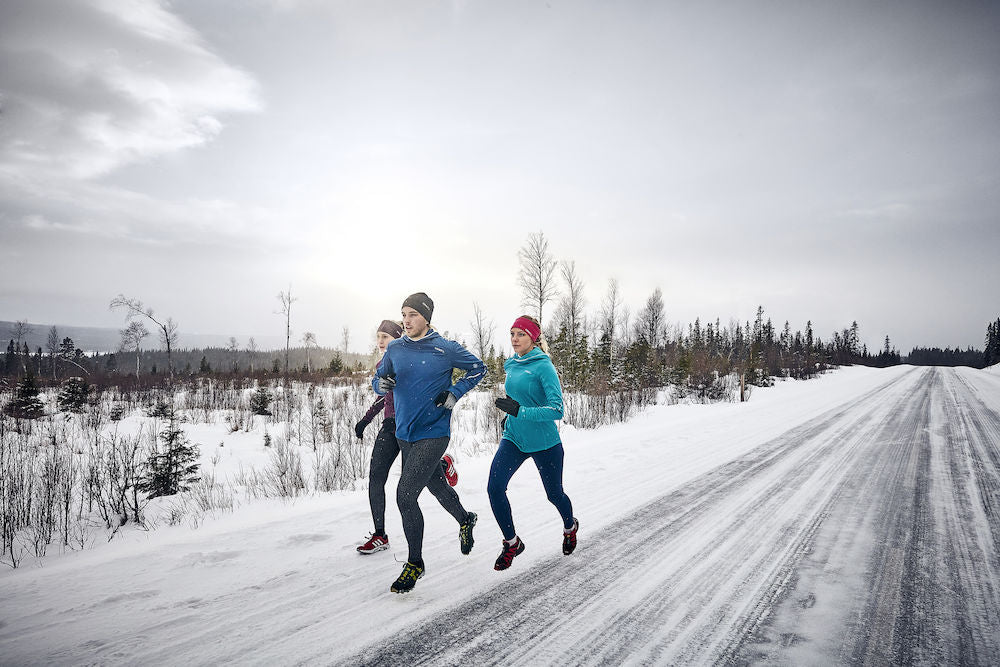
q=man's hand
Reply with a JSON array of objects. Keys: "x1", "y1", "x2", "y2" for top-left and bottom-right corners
[
  {"x1": 435, "y1": 390, "x2": 457, "y2": 409},
  {"x1": 376, "y1": 375, "x2": 396, "y2": 393}
]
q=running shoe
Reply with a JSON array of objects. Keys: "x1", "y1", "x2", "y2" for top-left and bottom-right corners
[
  {"x1": 459, "y1": 512, "x2": 477, "y2": 555},
  {"x1": 563, "y1": 519, "x2": 579, "y2": 555},
  {"x1": 390, "y1": 561, "x2": 424, "y2": 593},
  {"x1": 494, "y1": 538, "x2": 525, "y2": 571},
  {"x1": 357, "y1": 533, "x2": 389, "y2": 554},
  {"x1": 441, "y1": 454, "x2": 459, "y2": 487}
]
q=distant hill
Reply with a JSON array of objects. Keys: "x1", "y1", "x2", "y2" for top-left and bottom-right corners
[{"x1": 1, "y1": 320, "x2": 287, "y2": 353}]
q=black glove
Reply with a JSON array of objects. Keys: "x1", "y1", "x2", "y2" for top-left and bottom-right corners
[
  {"x1": 495, "y1": 397, "x2": 521, "y2": 417},
  {"x1": 435, "y1": 390, "x2": 457, "y2": 409},
  {"x1": 354, "y1": 418, "x2": 370, "y2": 440},
  {"x1": 376, "y1": 374, "x2": 396, "y2": 393}
]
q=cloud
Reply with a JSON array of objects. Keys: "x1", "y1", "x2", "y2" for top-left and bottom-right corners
[
  {"x1": 0, "y1": 0, "x2": 260, "y2": 181},
  {"x1": 0, "y1": 170, "x2": 292, "y2": 250}
]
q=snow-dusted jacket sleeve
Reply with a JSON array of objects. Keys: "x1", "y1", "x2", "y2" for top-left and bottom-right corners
[
  {"x1": 517, "y1": 360, "x2": 564, "y2": 422},
  {"x1": 445, "y1": 340, "x2": 486, "y2": 399}
]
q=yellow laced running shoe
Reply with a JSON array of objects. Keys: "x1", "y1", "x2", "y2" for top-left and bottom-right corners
[
  {"x1": 459, "y1": 511, "x2": 477, "y2": 555},
  {"x1": 390, "y1": 561, "x2": 424, "y2": 593}
]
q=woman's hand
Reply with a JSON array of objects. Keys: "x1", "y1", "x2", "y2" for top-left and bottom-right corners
[{"x1": 495, "y1": 396, "x2": 521, "y2": 417}]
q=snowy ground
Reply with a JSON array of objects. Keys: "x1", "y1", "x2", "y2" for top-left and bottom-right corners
[{"x1": 2, "y1": 365, "x2": 999, "y2": 665}]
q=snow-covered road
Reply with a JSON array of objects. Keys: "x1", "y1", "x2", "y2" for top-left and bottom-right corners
[
  {"x1": 2, "y1": 366, "x2": 998, "y2": 665},
  {"x1": 344, "y1": 367, "x2": 1000, "y2": 665}
]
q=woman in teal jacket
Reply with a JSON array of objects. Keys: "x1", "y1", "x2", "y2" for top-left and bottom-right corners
[{"x1": 490, "y1": 315, "x2": 579, "y2": 571}]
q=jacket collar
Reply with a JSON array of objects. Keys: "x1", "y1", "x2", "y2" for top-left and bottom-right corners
[
  {"x1": 507, "y1": 346, "x2": 546, "y2": 364},
  {"x1": 401, "y1": 328, "x2": 440, "y2": 344}
]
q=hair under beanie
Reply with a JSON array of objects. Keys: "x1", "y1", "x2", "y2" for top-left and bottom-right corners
[
  {"x1": 378, "y1": 319, "x2": 403, "y2": 339},
  {"x1": 402, "y1": 292, "x2": 434, "y2": 323}
]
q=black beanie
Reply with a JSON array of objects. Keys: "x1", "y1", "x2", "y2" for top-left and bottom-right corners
[
  {"x1": 402, "y1": 292, "x2": 434, "y2": 323},
  {"x1": 377, "y1": 319, "x2": 403, "y2": 339}
]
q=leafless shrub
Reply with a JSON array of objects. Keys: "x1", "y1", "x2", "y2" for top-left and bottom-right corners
[{"x1": 265, "y1": 434, "x2": 306, "y2": 497}]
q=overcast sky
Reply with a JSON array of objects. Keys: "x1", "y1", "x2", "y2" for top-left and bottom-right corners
[{"x1": 1, "y1": 0, "x2": 998, "y2": 355}]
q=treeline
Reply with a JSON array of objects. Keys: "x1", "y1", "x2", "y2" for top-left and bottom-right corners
[
  {"x1": 543, "y1": 303, "x2": 997, "y2": 396},
  {"x1": 512, "y1": 233, "x2": 998, "y2": 387},
  {"x1": 545, "y1": 301, "x2": 902, "y2": 400},
  {"x1": 2, "y1": 336, "x2": 370, "y2": 388},
  {"x1": 903, "y1": 346, "x2": 985, "y2": 367},
  {"x1": 2, "y1": 292, "x2": 373, "y2": 389},
  {"x1": 94, "y1": 346, "x2": 370, "y2": 378},
  {"x1": 894, "y1": 316, "x2": 999, "y2": 367}
]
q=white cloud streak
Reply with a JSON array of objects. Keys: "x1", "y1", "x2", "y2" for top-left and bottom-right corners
[{"x1": 0, "y1": 0, "x2": 260, "y2": 181}]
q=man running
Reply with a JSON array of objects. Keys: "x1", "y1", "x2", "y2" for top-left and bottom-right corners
[{"x1": 373, "y1": 292, "x2": 486, "y2": 593}]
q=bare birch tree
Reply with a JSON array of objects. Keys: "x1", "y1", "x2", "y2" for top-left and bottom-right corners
[
  {"x1": 634, "y1": 287, "x2": 667, "y2": 348},
  {"x1": 46, "y1": 326, "x2": 60, "y2": 379},
  {"x1": 517, "y1": 231, "x2": 559, "y2": 327},
  {"x1": 558, "y1": 260, "x2": 586, "y2": 348},
  {"x1": 110, "y1": 295, "x2": 179, "y2": 383},
  {"x1": 341, "y1": 326, "x2": 350, "y2": 355},
  {"x1": 120, "y1": 321, "x2": 150, "y2": 379},
  {"x1": 277, "y1": 287, "x2": 297, "y2": 375},
  {"x1": 10, "y1": 320, "x2": 31, "y2": 374},
  {"x1": 469, "y1": 302, "x2": 495, "y2": 362},
  {"x1": 228, "y1": 336, "x2": 240, "y2": 373},
  {"x1": 246, "y1": 337, "x2": 259, "y2": 374},
  {"x1": 302, "y1": 332, "x2": 317, "y2": 373},
  {"x1": 600, "y1": 278, "x2": 624, "y2": 365}
]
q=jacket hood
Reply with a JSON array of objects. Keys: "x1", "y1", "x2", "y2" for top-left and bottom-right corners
[{"x1": 504, "y1": 346, "x2": 549, "y2": 369}]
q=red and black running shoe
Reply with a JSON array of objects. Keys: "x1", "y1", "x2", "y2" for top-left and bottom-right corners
[
  {"x1": 563, "y1": 519, "x2": 579, "y2": 555},
  {"x1": 494, "y1": 538, "x2": 525, "y2": 571}
]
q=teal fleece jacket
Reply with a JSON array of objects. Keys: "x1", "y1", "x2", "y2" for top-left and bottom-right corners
[
  {"x1": 501, "y1": 347, "x2": 564, "y2": 453},
  {"x1": 373, "y1": 329, "x2": 486, "y2": 442}
]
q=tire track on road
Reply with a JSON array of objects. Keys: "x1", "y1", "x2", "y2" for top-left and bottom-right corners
[
  {"x1": 744, "y1": 367, "x2": 1000, "y2": 666},
  {"x1": 340, "y1": 370, "x2": 925, "y2": 666}
]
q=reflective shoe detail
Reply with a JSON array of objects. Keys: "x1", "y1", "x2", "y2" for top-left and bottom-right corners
[
  {"x1": 390, "y1": 561, "x2": 424, "y2": 594},
  {"x1": 442, "y1": 454, "x2": 458, "y2": 487},
  {"x1": 563, "y1": 519, "x2": 579, "y2": 555},
  {"x1": 494, "y1": 538, "x2": 525, "y2": 571},
  {"x1": 357, "y1": 533, "x2": 389, "y2": 554},
  {"x1": 459, "y1": 511, "x2": 477, "y2": 555}
]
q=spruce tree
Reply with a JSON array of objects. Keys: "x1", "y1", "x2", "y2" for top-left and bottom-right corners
[
  {"x1": 59, "y1": 337, "x2": 76, "y2": 361},
  {"x1": 250, "y1": 385, "x2": 272, "y2": 416},
  {"x1": 985, "y1": 318, "x2": 1000, "y2": 367},
  {"x1": 140, "y1": 411, "x2": 201, "y2": 498},
  {"x1": 328, "y1": 351, "x2": 343, "y2": 374},
  {"x1": 58, "y1": 377, "x2": 90, "y2": 413},
  {"x1": 4, "y1": 339, "x2": 16, "y2": 375},
  {"x1": 7, "y1": 373, "x2": 45, "y2": 419}
]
